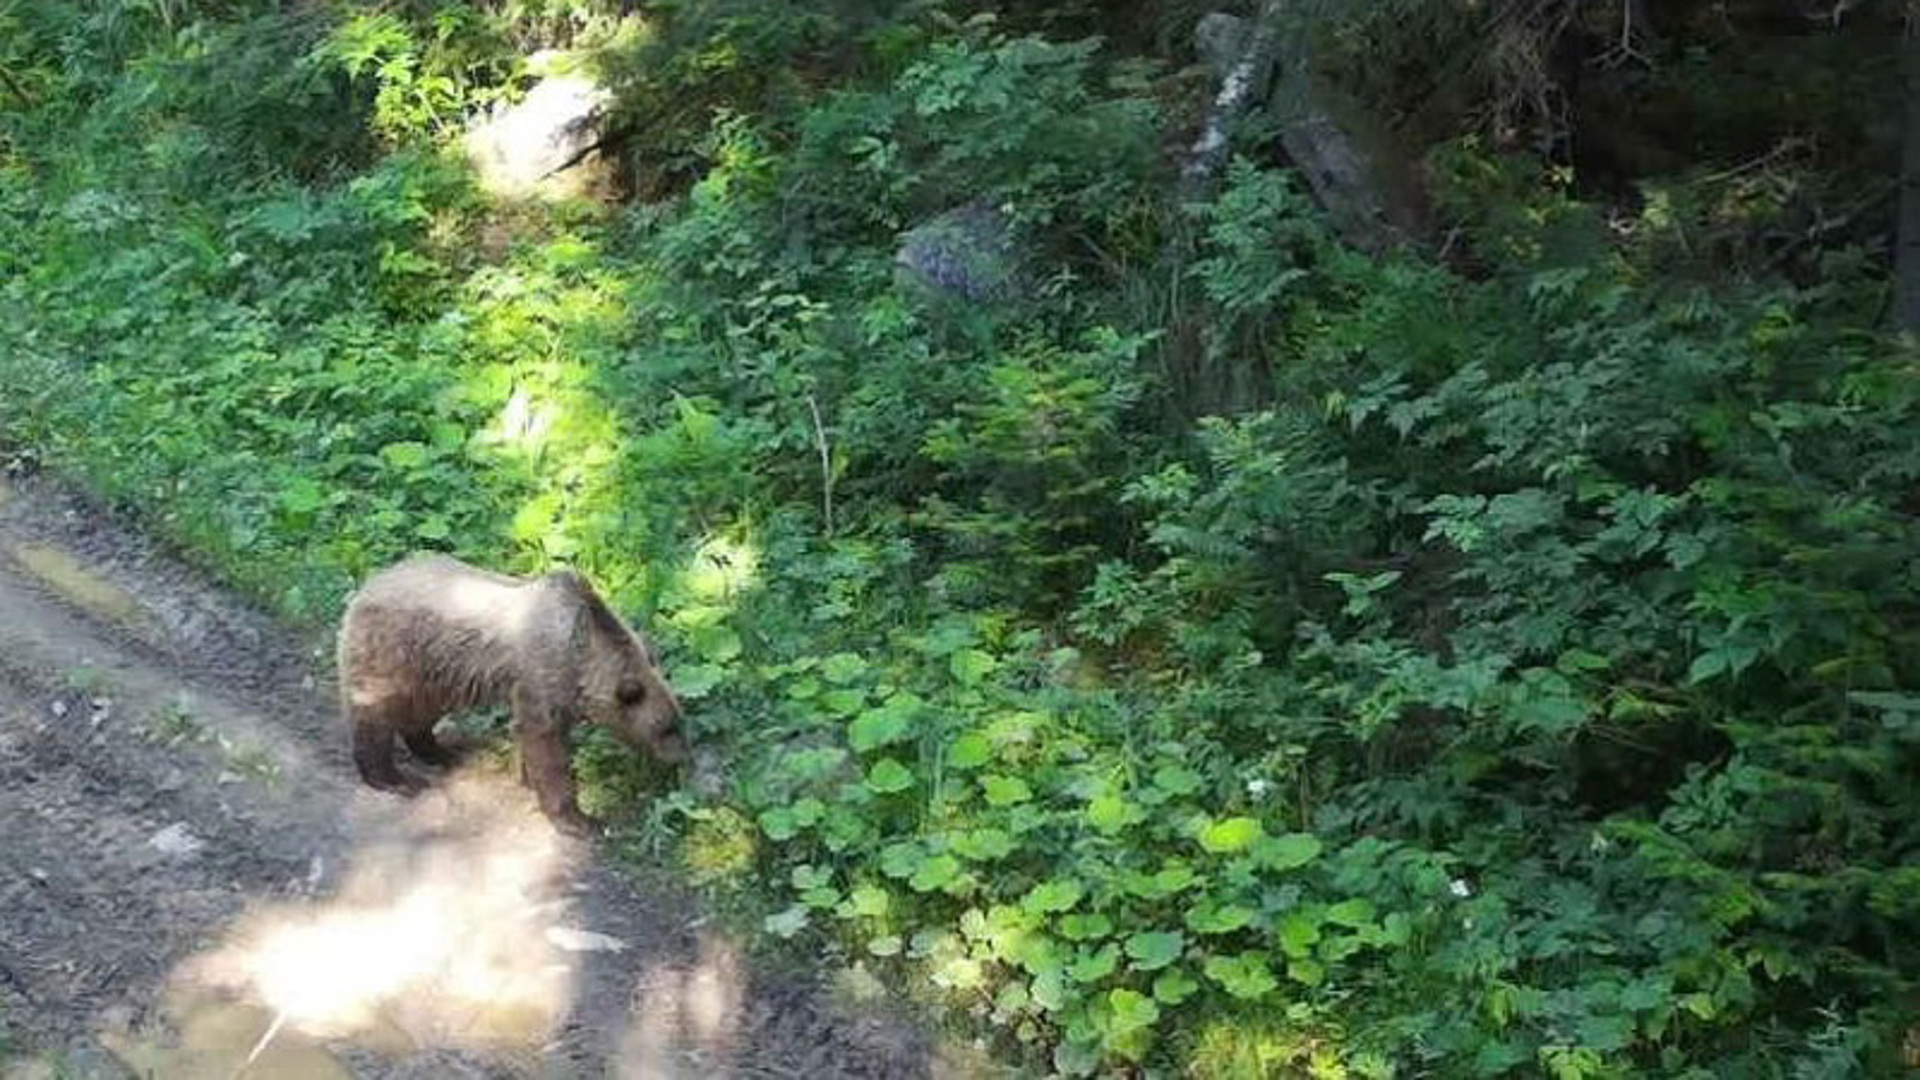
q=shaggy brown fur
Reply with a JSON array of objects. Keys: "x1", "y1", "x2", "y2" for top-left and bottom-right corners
[{"x1": 338, "y1": 553, "x2": 687, "y2": 835}]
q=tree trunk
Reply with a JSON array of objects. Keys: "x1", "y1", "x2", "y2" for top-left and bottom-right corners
[
  {"x1": 1180, "y1": 2, "x2": 1283, "y2": 203},
  {"x1": 1894, "y1": 2, "x2": 1920, "y2": 329},
  {"x1": 1179, "y1": 0, "x2": 1411, "y2": 252}
]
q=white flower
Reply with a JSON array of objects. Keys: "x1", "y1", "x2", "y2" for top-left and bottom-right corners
[
  {"x1": 1245, "y1": 777, "x2": 1271, "y2": 798},
  {"x1": 1449, "y1": 878, "x2": 1473, "y2": 898}
]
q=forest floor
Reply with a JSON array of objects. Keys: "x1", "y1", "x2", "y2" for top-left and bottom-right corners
[{"x1": 0, "y1": 466, "x2": 939, "y2": 1080}]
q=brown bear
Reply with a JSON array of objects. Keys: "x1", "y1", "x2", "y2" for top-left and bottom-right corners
[{"x1": 337, "y1": 553, "x2": 687, "y2": 835}]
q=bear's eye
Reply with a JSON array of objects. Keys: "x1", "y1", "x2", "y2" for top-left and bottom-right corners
[{"x1": 617, "y1": 683, "x2": 647, "y2": 706}]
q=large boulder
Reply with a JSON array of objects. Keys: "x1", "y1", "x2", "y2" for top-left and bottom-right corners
[{"x1": 463, "y1": 58, "x2": 614, "y2": 202}]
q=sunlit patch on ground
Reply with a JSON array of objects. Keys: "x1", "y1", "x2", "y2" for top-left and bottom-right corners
[
  {"x1": 151, "y1": 767, "x2": 586, "y2": 1070},
  {"x1": 100, "y1": 997, "x2": 359, "y2": 1080},
  {"x1": 614, "y1": 933, "x2": 746, "y2": 1080},
  {"x1": 7, "y1": 543, "x2": 149, "y2": 632}
]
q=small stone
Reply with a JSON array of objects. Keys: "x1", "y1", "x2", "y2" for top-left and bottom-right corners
[{"x1": 149, "y1": 822, "x2": 204, "y2": 858}]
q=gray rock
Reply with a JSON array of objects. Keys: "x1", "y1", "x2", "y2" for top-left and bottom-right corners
[
  {"x1": 893, "y1": 201, "x2": 1022, "y2": 305},
  {"x1": 462, "y1": 58, "x2": 613, "y2": 201},
  {"x1": 1194, "y1": 12, "x2": 1252, "y2": 77}
]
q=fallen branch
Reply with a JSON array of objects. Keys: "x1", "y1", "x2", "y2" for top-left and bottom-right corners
[
  {"x1": 806, "y1": 393, "x2": 836, "y2": 538},
  {"x1": 1765, "y1": 181, "x2": 1896, "y2": 273}
]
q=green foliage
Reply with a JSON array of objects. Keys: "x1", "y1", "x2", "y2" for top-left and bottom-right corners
[
  {"x1": 3, "y1": 3, "x2": 1919, "y2": 1077},
  {"x1": 321, "y1": 4, "x2": 525, "y2": 145}
]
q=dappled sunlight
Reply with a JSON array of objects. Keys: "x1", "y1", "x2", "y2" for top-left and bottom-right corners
[
  {"x1": 658, "y1": 532, "x2": 763, "y2": 713},
  {"x1": 675, "y1": 534, "x2": 761, "y2": 607},
  {"x1": 489, "y1": 383, "x2": 559, "y2": 448},
  {"x1": 440, "y1": 571, "x2": 534, "y2": 632},
  {"x1": 160, "y1": 767, "x2": 586, "y2": 1062},
  {"x1": 450, "y1": 231, "x2": 649, "y2": 573}
]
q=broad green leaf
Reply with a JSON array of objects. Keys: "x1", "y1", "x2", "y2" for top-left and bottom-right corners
[
  {"x1": 1151, "y1": 765, "x2": 1202, "y2": 796},
  {"x1": 687, "y1": 622, "x2": 742, "y2": 663},
  {"x1": 670, "y1": 662, "x2": 724, "y2": 699},
  {"x1": 1067, "y1": 943, "x2": 1119, "y2": 983},
  {"x1": 822, "y1": 687, "x2": 867, "y2": 716},
  {"x1": 878, "y1": 842, "x2": 922, "y2": 879},
  {"x1": 1688, "y1": 649, "x2": 1729, "y2": 684},
  {"x1": 1151, "y1": 969, "x2": 1199, "y2": 1004},
  {"x1": 842, "y1": 884, "x2": 890, "y2": 919},
  {"x1": 378, "y1": 440, "x2": 431, "y2": 470},
  {"x1": 1124, "y1": 864, "x2": 1199, "y2": 900},
  {"x1": 909, "y1": 854, "x2": 962, "y2": 893},
  {"x1": 951, "y1": 827, "x2": 1015, "y2": 861},
  {"x1": 982, "y1": 774, "x2": 1033, "y2": 806},
  {"x1": 865, "y1": 758, "x2": 915, "y2": 794},
  {"x1": 1203, "y1": 953, "x2": 1277, "y2": 1000},
  {"x1": 276, "y1": 478, "x2": 325, "y2": 515},
  {"x1": 995, "y1": 980, "x2": 1031, "y2": 1016},
  {"x1": 950, "y1": 648, "x2": 998, "y2": 686},
  {"x1": 1198, "y1": 816, "x2": 1263, "y2": 854},
  {"x1": 934, "y1": 955, "x2": 985, "y2": 990},
  {"x1": 1186, "y1": 902, "x2": 1254, "y2": 935},
  {"x1": 821, "y1": 652, "x2": 867, "y2": 683},
  {"x1": 1031, "y1": 969, "x2": 1068, "y2": 1012},
  {"x1": 758, "y1": 807, "x2": 800, "y2": 840},
  {"x1": 948, "y1": 731, "x2": 992, "y2": 769},
  {"x1": 1279, "y1": 911, "x2": 1323, "y2": 957},
  {"x1": 1106, "y1": 988, "x2": 1159, "y2": 1036},
  {"x1": 1555, "y1": 648, "x2": 1611, "y2": 673},
  {"x1": 848, "y1": 706, "x2": 911, "y2": 751},
  {"x1": 1017, "y1": 935, "x2": 1067, "y2": 979},
  {"x1": 763, "y1": 905, "x2": 809, "y2": 938},
  {"x1": 1059, "y1": 913, "x2": 1113, "y2": 941},
  {"x1": 1022, "y1": 878, "x2": 1085, "y2": 915},
  {"x1": 1252, "y1": 831, "x2": 1323, "y2": 870},
  {"x1": 1123, "y1": 931, "x2": 1184, "y2": 971},
  {"x1": 1850, "y1": 691, "x2": 1920, "y2": 714},
  {"x1": 1087, "y1": 792, "x2": 1144, "y2": 834},
  {"x1": 1326, "y1": 898, "x2": 1376, "y2": 928}
]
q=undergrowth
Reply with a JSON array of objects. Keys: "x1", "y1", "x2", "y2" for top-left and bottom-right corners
[{"x1": 2, "y1": 1, "x2": 1918, "y2": 1076}]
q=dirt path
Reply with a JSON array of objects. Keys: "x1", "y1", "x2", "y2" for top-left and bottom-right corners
[{"x1": 0, "y1": 470, "x2": 937, "y2": 1079}]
